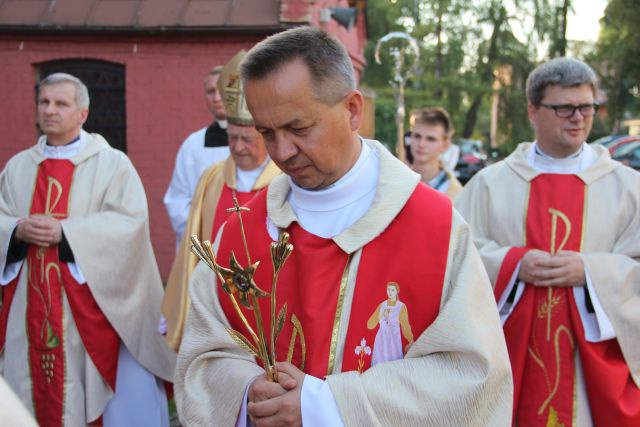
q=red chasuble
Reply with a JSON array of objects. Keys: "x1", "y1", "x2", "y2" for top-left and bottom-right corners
[
  {"x1": 210, "y1": 185, "x2": 258, "y2": 241},
  {"x1": 215, "y1": 183, "x2": 451, "y2": 379},
  {"x1": 0, "y1": 159, "x2": 119, "y2": 427},
  {"x1": 494, "y1": 174, "x2": 640, "y2": 426}
]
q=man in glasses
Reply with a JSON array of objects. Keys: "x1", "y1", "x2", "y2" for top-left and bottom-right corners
[{"x1": 456, "y1": 57, "x2": 640, "y2": 425}]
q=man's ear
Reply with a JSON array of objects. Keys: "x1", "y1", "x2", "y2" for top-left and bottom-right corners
[
  {"x1": 527, "y1": 102, "x2": 538, "y2": 128},
  {"x1": 78, "y1": 108, "x2": 89, "y2": 126},
  {"x1": 344, "y1": 90, "x2": 364, "y2": 132}
]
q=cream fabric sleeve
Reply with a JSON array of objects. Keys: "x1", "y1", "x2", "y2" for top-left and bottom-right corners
[
  {"x1": 175, "y1": 261, "x2": 263, "y2": 427},
  {"x1": 0, "y1": 375, "x2": 37, "y2": 427}
]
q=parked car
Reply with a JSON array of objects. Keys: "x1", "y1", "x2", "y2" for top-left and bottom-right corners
[
  {"x1": 605, "y1": 135, "x2": 640, "y2": 155},
  {"x1": 590, "y1": 134, "x2": 626, "y2": 148},
  {"x1": 454, "y1": 139, "x2": 487, "y2": 184},
  {"x1": 612, "y1": 140, "x2": 640, "y2": 171}
]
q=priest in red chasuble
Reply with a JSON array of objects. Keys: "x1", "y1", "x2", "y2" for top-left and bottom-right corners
[
  {"x1": 161, "y1": 50, "x2": 281, "y2": 352},
  {"x1": 175, "y1": 27, "x2": 513, "y2": 426},
  {"x1": 456, "y1": 58, "x2": 640, "y2": 426},
  {"x1": 0, "y1": 73, "x2": 175, "y2": 426}
]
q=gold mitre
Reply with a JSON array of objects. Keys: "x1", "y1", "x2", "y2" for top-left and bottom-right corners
[{"x1": 217, "y1": 50, "x2": 253, "y2": 126}]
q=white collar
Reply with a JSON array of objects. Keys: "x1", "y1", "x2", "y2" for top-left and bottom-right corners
[
  {"x1": 236, "y1": 157, "x2": 270, "y2": 192},
  {"x1": 42, "y1": 131, "x2": 85, "y2": 159},
  {"x1": 288, "y1": 141, "x2": 375, "y2": 212},
  {"x1": 285, "y1": 140, "x2": 379, "y2": 238},
  {"x1": 527, "y1": 141, "x2": 596, "y2": 174}
]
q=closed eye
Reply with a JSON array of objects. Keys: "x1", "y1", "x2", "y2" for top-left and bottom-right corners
[{"x1": 290, "y1": 126, "x2": 311, "y2": 135}]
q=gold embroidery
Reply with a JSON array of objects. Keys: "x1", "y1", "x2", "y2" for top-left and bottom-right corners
[
  {"x1": 523, "y1": 183, "x2": 531, "y2": 246},
  {"x1": 538, "y1": 326, "x2": 575, "y2": 415},
  {"x1": 41, "y1": 353, "x2": 55, "y2": 383},
  {"x1": 28, "y1": 254, "x2": 54, "y2": 348},
  {"x1": 43, "y1": 262, "x2": 62, "y2": 349},
  {"x1": 545, "y1": 208, "x2": 572, "y2": 340},
  {"x1": 287, "y1": 314, "x2": 306, "y2": 371},
  {"x1": 548, "y1": 208, "x2": 571, "y2": 255},
  {"x1": 580, "y1": 186, "x2": 588, "y2": 252},
  {"x1": 327, "y1": 254, "x2": 352, "y2": 375},
  {"x1": 45, "y1": 176, "x2": 65, "y2": 218},
  {"x1": 525, "y1": 207, "x2": 577, "y2": 420}
]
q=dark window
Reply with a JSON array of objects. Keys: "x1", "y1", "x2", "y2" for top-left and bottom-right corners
[{"x1": 37, "y1": 60, "x2": 127, "y2": 153}]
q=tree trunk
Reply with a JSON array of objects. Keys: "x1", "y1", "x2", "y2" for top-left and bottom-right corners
[
  {"x1": 462, "y1": 2, "x2": 504, "y2": 138},
  {"x1": 434, "y1": 0, "x2": 444, "y2": 100}
]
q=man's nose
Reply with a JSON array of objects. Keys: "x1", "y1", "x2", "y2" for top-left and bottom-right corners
[
  {"x1": 269, "y1": 134, "x2": 298, "y2": 162},
  {"x1": 568, "y1": 108, "x2": 586, "y2": 120}
]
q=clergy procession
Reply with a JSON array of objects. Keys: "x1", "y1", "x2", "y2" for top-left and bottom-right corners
[{"x1": 0, "y1": 24, "x2": 638, "y2": 427}]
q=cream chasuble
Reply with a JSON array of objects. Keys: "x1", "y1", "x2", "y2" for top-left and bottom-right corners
[
  {"x1": 0, "y1": 132, "x2": 176, "y2": 425},
  {"x1": 455, "y1": 142, "x2": 640, "y2": 426},
  {"x1": 175, "y1": 139, "x2": 513, "y2": 426}
]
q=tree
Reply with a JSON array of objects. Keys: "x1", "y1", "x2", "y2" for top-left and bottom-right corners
[
  {"x1": 361, "y1": 0, "x2": 576, "y2": 153},
  {"x1": 589, "y1": 0, "x2": 640, "y2": 132}
]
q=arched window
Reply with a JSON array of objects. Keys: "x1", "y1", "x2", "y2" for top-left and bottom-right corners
[{"x1": 37, "y1": 59, "x2": 127, "y2": 153}]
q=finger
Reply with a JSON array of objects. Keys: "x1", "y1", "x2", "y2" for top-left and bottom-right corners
[
  {"x1": 535, "y1": 255, "x2": 572, "y2": 268},
  {"x1": 29, "y1": 229, "x2": 55, "y2": 243},
  {"x1": 31, "y1": 220, "x2": 56, "y2": 233},
  {"x1": 274, "y1": 370, "x2": 297, "y2": 390},
  {"x1": 250, "y1": 379, "x2": 287, "y2": 402},
  {"x1": 275, "y1": 361, "x2": 303, "y2": 382},
  {"x1": 21, "y1": 229, "x2": 51, "y2": 245},
  {"x1": 252, "y1": 411, "x2": 298, "y2": 427},
  {"x1": 533, "y1": 278, "x2": 573, "y2": 287},
  {"x1": 248, "y1": 396, "x2": 281, "y2": 418},
  {"x1": 554, "y1": 250, "x2": 580, "y2": 258},
  {"x1": 534, "y1": 265, "x2": 568, "y2": 280}
]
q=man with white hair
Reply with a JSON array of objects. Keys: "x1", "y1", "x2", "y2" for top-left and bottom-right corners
[
  {"x1": 0, "y1": 73, "x2": 175, "y2": 426},
  {"x1": 161, "y1": 51, "x2": 280, "y2": 352}
]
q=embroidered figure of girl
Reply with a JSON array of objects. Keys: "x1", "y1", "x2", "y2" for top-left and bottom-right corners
[{"x1": 366, "y1": 282, "x2": 414, "y2": 366}]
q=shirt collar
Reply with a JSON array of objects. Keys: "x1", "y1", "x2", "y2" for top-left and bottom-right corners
[
  {"x1": 528, "y1": 141, "x2": 596, "y2": 174},
  {"x1": 42, "y1": 131, "x2": 85, "y2": 159}
]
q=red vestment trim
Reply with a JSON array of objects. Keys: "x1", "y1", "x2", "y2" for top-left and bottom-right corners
[
  {"x1": 216, "y1": 183, "x2": 452, "y2": 378},
  {"x1": 0, "y1": 275, "x2": 19, "y2": 352},
  {"x1": 502, "y1": 174, "x2": 640, "y2": 426},
  {"x1": 210, "y1": 185, "x2": 258, "y2": 242},
  {"x1": 494, "y1": 247, "x2": 529, "y2": 300},
  {"x1": 341, "y1": 184, "x2": 451, "y2": 373}
]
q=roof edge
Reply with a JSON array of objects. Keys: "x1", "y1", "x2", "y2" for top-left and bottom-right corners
[{"x1": 0, "y1": 24, "x2": 296, "y2": 36}]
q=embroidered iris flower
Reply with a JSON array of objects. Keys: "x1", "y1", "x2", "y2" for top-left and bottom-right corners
[{"x1": 355, "y1": 337, "x2": 371, "y2": 356}]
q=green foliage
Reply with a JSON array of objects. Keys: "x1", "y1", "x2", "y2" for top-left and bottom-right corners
[
  {"x1": 362, "y1": 0, "x2": 605, "y2": 157},
  {"x1": 373, "y1": 96, "x2": 398, "y2": 151},
  {"x1": 589, "y1": 0, "x2": 640, "y2": 130}
]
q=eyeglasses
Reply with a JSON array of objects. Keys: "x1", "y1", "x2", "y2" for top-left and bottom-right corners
[{"x1": 538, "y1": 103, "x2": 600, "y2": 118}]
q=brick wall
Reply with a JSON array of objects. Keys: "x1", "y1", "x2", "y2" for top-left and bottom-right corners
[{"x1": 0, "y1": 33, "x2": 266, "y2": 278}]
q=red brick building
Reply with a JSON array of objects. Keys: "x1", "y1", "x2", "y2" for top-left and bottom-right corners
[{"x1": 0, "y1": 0, "x2": 368, "y2": 278}]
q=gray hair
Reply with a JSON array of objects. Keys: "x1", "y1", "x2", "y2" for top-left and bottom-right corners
[
  {"x1": 240, "y1": 26, "x2": 356, "y2": 105},
  {"x1": 39, "y1": 73, "x2": 90, "y2": 109},
  {"x1": 526, "y1": 57, "x2": 598, "y2": 106}
]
